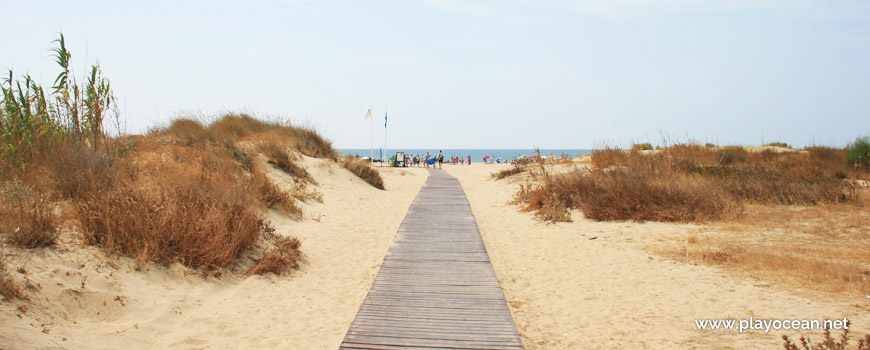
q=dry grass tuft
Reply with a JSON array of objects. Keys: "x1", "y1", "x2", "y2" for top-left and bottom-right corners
[
  {"x1": 246, "y1": 235, "x2": 303, "y2": 276},
  {"x1": 513, "y1": 182, "x2": 572, "y2": 222},
  {"x1": 0, "y1": 181, "x2": 58, "y2": 248},
  {"x1": 258, "y1": 141, "x2": 315, "y2": 184},
  {"x1": 253, "y1": 170, "x2": 303, "y2": 218},
  {"x1": 341, "y1": 156, "x2": 385, "y2": 190},
  {"x1": 44, "y1": 143, "x2": 117, "y2": 200},
  {"x1": 491, "y1": 164, "x2": 525, "y2": 180},
  {"x1": 782, "y1": 322, "x2": 870, "y2": 350},
  {"x1": 0, "y1": 252, "x2": 23, "y2": 301}
]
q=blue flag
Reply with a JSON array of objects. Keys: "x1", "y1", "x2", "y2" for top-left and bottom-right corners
[{"x1": 385, "y1": 110, "x2": 388, "y2": 128}]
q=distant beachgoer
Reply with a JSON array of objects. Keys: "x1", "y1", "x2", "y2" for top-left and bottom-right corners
[
  {"x1": 438, "y1": 150, "x2": 444, "y2": 169},
  {"x1": 425, "y1": 152, "x2": 431, "y2": 168},
  {"x1": 467, "y1": 155, "x2": 471, "y2": 165}
]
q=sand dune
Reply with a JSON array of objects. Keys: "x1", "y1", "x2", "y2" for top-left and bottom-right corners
[
  {"x1": 3, "y1": 160, "x2": 866, "y2": 349},
  {"x1": 1, "y1": 157, "x2": 428, "y2": 349},
  {"x1": 445, "y1": 164, "x2": 868, "y2": 349}
]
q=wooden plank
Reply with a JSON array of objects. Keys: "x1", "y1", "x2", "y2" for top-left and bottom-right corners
[
  {"x1": 340, "y1": 169, "x2": 524, "y2": 350},
  {"x1": 343, "y1": 334, "x2": 523, "y2": 350}
]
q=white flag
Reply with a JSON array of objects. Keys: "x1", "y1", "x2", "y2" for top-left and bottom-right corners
[{"x1": 365, "y1": 107, "x2": 372, "y2": 120}]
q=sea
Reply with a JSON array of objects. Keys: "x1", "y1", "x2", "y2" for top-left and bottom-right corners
[{"x1": 339, "y1": 149, "x2": 592, "y2": 163}]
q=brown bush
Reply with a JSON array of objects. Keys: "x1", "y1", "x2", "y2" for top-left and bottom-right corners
[
  {"x1": 253, "y1": 170, "x2": 303, "y2": 218},
  {"x1": 163, "y1": 118, "x2": 211, "y2": 145},
  {"x1": 590, "y1": 147, "x2": 629, "y2": 168},
  {"x1": 283, "y1": 126, "x2": 338, "y2": 160},
  {"x1": 43, "y1": 143, "x2": 117, "y2": 199},
  {"x1": 512, "y1": 182, "x2": 572, "y2": 222},
  {"x1": 716, "y1": 146, "x2": 748, "y2": 165},
  {"x1": 491, "y1": 164, "x2": 525, "y2": 180},
  {"x1": 246, "y1": 235, "x2": 303, "y2": 276},
  {"x1": 77, "y1": 184, "x2": 266, "y2": 274},
  {"x1": 534, "y1": 168, "x2": 739, "y2": 222},
  {"x1": 0, "y1": 253, "x2": 22, "y2": 301},
  {"x1": 632, "y1": 143, "x2": 652, "y2": 151},
  {"x1": 208, "y1": 114, "x2": 272, "y2": 142},
  {"x1": 782, "y1": 322, "x2": 870, "y2": 350},
  {"x1": 341, "y1": 156, "x2": 385, "y2": 190},
  {"x1": 0, "y1": 181, "x2": 58, "y2": 248},
  {"x1": 516, "y1": 144, "x2": 862, "y2": 223},
  {"x1": 258, "y1": 141, "x2": 315, "y2": 184}
]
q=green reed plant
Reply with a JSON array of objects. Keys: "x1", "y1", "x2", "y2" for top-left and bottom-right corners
[{"x1": 1, "y1": 33, "x2": 117, "y2": 165}]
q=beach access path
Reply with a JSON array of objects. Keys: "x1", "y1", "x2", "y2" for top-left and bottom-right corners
[{"x1": 339, "y1": 168, "x2": 524, "y2": 350}]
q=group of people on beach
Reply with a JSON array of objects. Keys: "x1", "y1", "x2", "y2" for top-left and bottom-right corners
[{"x1": 404, "y1": 152, "x2": 472, "y2": 168}]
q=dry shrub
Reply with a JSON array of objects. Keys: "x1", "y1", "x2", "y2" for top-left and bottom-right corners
[
  {"x1": 246, "y1": 235, "x2": 303, "y2": 276},
  {"x1": 513, "y1": 182, "x2": 571, "y2": 222},
  {"x1": 516, "y1": 143, "x2": 864, "y2": 223},
  {"x1": 258, "y1": 141, "x2": 315, "y2": 184},
  {"x1": 160, "y1": 114, "x2": 337, "y2": 160},
  {"x1": 208, "y1": 114, "x2": 273, "y2": 142},
  {"x1": 716, "y1": 146, "x2": 748, "y2": 165},
  {"x1": 0, "y1": 181, "x2": 58, "y2": 248},
  {"x1": 529, "y1": 168, "x2": 739, "y2": 222},
  {"x1": 341, "y1": 156, "x2": 385, "y2": 190},
  {"x1": 77, "y1": 184, "x2": 266, "y2": 274},
  {"x1": 43, "y1": 143, "x2": 117, "y2": 199},
  {"x1": 283, "y1": 126, "x2": 338, "y2": 160},
  {"x1": 253, "y1": 170, "x2": 302, "y2": 218},
  {"x1": 0, "y1": 251, "x2": 22, "y2": 301},
  {"x1": 163, "y1": 118, "x2": 211, "y2": 145},
  {"x1": 491, "y1": 164, "x2": 525, "y2": 180},
  {"x1": 632, "y1": 142, "x2": 652, "y2": 151},
  {"x1": 782, "y1": 322, "x2": 870, "y2": 350},
  {"x1": 590, "y1": 147, "x2": 629, "y2": 168}
]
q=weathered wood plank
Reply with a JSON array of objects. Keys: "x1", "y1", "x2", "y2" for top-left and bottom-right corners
[
  {"x1": 343, "y1": 334, "x2": 523, "y2": 350},
  {"x1": 340, "y1": 169, "x2": 524, "y2": 350}
]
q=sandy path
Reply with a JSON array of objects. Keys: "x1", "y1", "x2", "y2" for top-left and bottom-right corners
[
  {"x1": 445, "y1": 163, "x2": 868, "y2": 349},
  {"x1": 1, "y1": 159, "x2": 428, "y2": 350}
]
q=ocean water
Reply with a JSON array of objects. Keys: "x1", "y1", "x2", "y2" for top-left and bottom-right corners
[{"x1": 339, "y1": 149, "x2": 592, "y2": 163}]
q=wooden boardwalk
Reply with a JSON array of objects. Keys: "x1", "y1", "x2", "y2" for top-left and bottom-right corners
[{"x1": 340, "y1": 168, "x2": 524, "y2": 350}]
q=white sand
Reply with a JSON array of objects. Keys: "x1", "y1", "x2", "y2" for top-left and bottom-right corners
[
  {"x1": 1, "y1": 157, "x2": 428, "y2": 349},
  {"x1": 445, "y1": 163, "x2": 869, "y2": 349}
]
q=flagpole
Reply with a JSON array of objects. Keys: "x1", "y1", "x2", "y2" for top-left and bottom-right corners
[
  {"x1": 369, "y1": 106, "x2": 373, "y2": 164},
  {"x1": 384, "y1": 108, "x2": 388, "y2": 167}
]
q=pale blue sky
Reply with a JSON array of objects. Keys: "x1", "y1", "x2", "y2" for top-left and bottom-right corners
[{"x1": 2, "y1": 0, "x2": 869, "y2": 148}]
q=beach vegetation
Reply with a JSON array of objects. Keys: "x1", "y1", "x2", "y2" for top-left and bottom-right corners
[
  {"x1": 0, "y1": 262, "x2": 22, "y2": 301},
  {"x1": 491, "y1": 163, "x2": 525, "y2": 180},
  {"x1": 765, "y1": 141, "x2": 791, "y2": 149},
  {"x1": 0, "y1": 35, "x2": 363, "y2": 278},
  {"x1": 258, "y1": 140, "x2": 315, "y2": 184},
  {"x1": 631, "y1": 142, "x2": 653, "y2": 151},
  {"x1": 515, "y1": 142, "x2": 865, "y2": 223},
  {"x1": 782, "y1": 323, "x2": 870, "y2": 350},
  {"x1": 847, "y1": 136, "x2": 870, "y2": 169},
  {"x1": 341, "y1": 155, "x2": 385, "y2": 190},
  {"x1": 246, "y1": 234, "x2": 303, "y2": 276}
]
